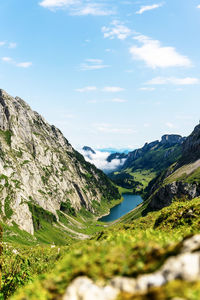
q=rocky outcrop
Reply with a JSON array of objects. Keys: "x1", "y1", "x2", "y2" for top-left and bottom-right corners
[
  {"x1": 82, "y1": 146, "x2": 96, "y2": 154},
  {"x1": 0, "y1": 89, "x2": 120, "y2": 234},
  {"x1": 180, "y1": 124, "x2": 200, "y2": 164},
  {"x1": 148, "y1": 181, "x2": 200, "y2": 211},
  {"x1": 63, "y1": 235, "x2": 200, "y2": 300},
  {"x1": 161, "y1": 134, "x2": 185, "y2": 145}
]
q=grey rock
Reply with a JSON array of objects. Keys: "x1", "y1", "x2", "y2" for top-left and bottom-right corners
[
  {"x1": 181, "y1": 234, "x2": 200, "y2": 253},
  {"x1": 161, "y1": 134, "x2": 184, "y2": 145},
  {"x1": 148, "y1": 181, "x2": 200, "y2": 211},
  {"x1": 63, "y1": 277, "x2": 118, "y2": 300}
]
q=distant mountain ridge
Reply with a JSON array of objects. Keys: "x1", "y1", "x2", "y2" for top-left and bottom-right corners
[
  {"x1": 109, "y1": 134, "x2": 185, "y2": 192},
  {"x1": 122, "y1": 134, "x2": 185, "y2": 171}
]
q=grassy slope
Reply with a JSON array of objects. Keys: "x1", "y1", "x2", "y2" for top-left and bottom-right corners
[
  {"x1": 1, "y1": 190, "x2": 123, "y2": 246},
  {"x1": 111, "y1": 144, "x2": 182, "y2": 193},
  {"x1": 0, "y1": 189, "x2": 124, "y2": 298},
  {"x1": 10, "y1": 196, "x2": 200, "y2": 300}
]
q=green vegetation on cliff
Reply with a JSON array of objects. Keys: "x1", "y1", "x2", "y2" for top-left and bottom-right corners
[{"x1": 109, "y1": 139, "x2": 183, "y2": 194}]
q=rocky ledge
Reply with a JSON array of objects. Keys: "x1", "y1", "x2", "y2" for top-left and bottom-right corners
[{"x1": 148, "y1": 181, "x2": 200, "y2": 211}]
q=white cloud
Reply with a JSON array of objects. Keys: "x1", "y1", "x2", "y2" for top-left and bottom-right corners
[
  {"x1": 130, "y1": 35, "x2": 191, "y2": 68},
  {"x1": 39, "y1": 0, "x2": 78, "y2": 9},
  {"x1": 102, "y1": 20, "x2": 132, "y2": 40},
  {"x1": 80, "y1": 59, "x2": 109, "y2": 70},
  {"x1": 139, "y1": 87, "x2": 155, "y2": 91},
  {"x1": 102, "y1": 86, "x2": 125, "y2": 92},
  {"x1": 111, "y1": 98, "x2": 126, "y2": 103},
  {"x1": 71, "y1": 3, "x2": 113, "y2": 16},
  {"x1": 0, "y1": 41, "x2": 17, "y2": 48},
  {"x1": 75, "y1": 86, "x2": 125, "y2": 93},
  {"x1": 1, "y1": 56, "x2": 32, "y2": 68},
  {"x1": 147, "y1": 77, "x2": 199, "y2": 85},
  {"x1": 197, "y1": 5, "x2": 200, "y2": 8},
  {"x1": 136, "y1": 3, "x2": 163, "y2": 14},
  {"x1": 39, "y1": 0, "x2": 113, "y2": 15},
  {"x1": 16, "y1": 62, "x2": 32, "y2": 68},
  {"x1": 76, "y1": 86, "x2": 97, "y2": 92},
  {"x1": 81, "y1": 149, "x2": 127, "y2": 173},
  {"x1": 2, "y1": 57, "x2": 12, "y2": 62},
  {"x1": 86, "y1": 59, "x2": 102, "y2": 64},
  {"x1": 8, "y1": 42, "x2": 17, "y2": 49}
]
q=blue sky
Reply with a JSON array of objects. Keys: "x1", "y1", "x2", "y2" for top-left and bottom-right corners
[{"x1": 0, "y1": 0, "x2": 200, "y2": 150}]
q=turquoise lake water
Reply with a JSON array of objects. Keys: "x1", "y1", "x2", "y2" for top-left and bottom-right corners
[{"x1": 99, "y1": 194, "x2": 143, "y2": 222}]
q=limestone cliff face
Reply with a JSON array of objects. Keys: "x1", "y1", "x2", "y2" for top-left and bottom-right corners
[
  {"x1": 180, "y1": 124, "x2": 200, "y2": 164},
  {"x1": 0, "y1": 90, "x2": 119, "y2": 234}
]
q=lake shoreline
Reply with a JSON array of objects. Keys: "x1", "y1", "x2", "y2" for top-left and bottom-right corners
[{"x1": 98, "y1": 194, "x2": 143, "y2": 223}]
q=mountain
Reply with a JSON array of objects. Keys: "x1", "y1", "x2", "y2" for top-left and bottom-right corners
[
  {"x1": 0, "y1": 89, "x2": 120, "y2": 238},
  {"x1": 2, "y1": 111, "x2": 200, "y2": 300},
  {"x1": 106, "y1": 152, "x2": 128, "y2": 163},
  {"x1": 145, "y1": 124, "x2": 200, "y2": 212},
  {"x1": 82, "y1": 146, "x2": 96, "y2": 154},
  {"x1": 109, "y1": 134, "x2": 185, "y2": 193}
]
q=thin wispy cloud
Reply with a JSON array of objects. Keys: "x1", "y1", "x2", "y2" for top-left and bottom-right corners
[
  {"x1": 147, "y1": 77, "x2": 199, "y2": 85},
  {"x1": 8, "y1": 42, "x2": 17, "y2": 49},
  {"x1": 94, "y1": 123, "x2": 135, "y2": 134},
  {"x1": 102, "y1": 20, "x2": 132, "y2": 40},
  {"x1": 0, "y1": 41, "x2": 17, "y2": 48},
  {"x1": 2, "y1": 57, "x2": 12, "y2": 62},
  {"x1": 39, "y1": 0, "x2": 78, "y2": 9},
  {"x1": 39, "y1": 0, "x2": 113, "y2": 15},
  {"x1": 76, "y1": 86, "x2": 125, "y2": 93},
  {"x1": 136, "y1": 3, "x2": 163, "y2": 15},
  {"x1": 102, "y1": 86, "x2": 125, "y2": 92},
  {"x1": 16, "y1": 62, "x2": 32, "y2": 68},
  {"x1": 80, "y1": 59, "x2": 109, "y2": 70},
  {"x1": 76, "y1": 86, "x2": 97, "y2": 92},
  {"x1": 130, "y1": 35, "x2": 191, "y2": 68},
  {"x1": 1, "y1": 57, "x2": 32, "y2": 68},
  {"x1": 139, "y1": 87, "x2": 155, "y2": 91},
  {"x1": 111, "y1": 98, "x2": 126, "y2": 103},
  {"x1": 71, "y1": 3, "x2": 114, "y2": 16}
]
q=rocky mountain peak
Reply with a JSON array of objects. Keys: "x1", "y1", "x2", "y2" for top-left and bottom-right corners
[{"x1": 161, "y1": 134, "x2": 184, "y2": 145}]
